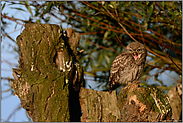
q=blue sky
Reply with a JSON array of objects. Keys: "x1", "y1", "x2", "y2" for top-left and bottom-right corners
[
  {"x1": 1, "y1": 1, "x2": 31, "y2": 122},
  {"x1": 1, "y1": 1, "x2": 181, "y2": 122}
]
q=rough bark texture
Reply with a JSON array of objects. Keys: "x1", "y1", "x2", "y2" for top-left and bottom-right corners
[
  {"x1": 168, "y1": 82, "x2": 182, "y2": 122},
  {"x1": 79, "y1": 82, "x2": 173, "y2": 122},
  {"x1": 79, "y1": 87, "x2": 121, "y2": 122},
  {"x1": 118, "y1": 82, "x2": 172, "y2": 122},
  {"x1": 11, "y1": 23, "x2": 176, "y2": 122},
  {"x1": 11, "y1": 24, "x2": 82, "y2": 122}
]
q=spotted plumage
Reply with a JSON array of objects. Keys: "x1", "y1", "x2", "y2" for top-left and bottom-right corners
[{"x1": 108, "y1": 42, "x2": 147, "y2": 93}]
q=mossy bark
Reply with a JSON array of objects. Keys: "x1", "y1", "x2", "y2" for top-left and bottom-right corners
[
  {"x1": 168, "y1": 83, "x2": 182, "y2": 122},
  {"x1": 11, "y1": 24, "x2": 82, "y2": 122},
  {"x1": 11, "y1": 23, "x2": 174, "y2": 122},
  {"x1": 79, "y1": 82, "x2": 173, "y2": 122}
]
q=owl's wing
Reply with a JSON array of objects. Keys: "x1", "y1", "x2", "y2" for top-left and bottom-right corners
[{"x1": 108, "y1": 53, "x2": 130, "y2": 92}]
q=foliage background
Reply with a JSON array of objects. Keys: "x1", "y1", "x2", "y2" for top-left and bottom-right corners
[{"x1": 1, "y1": 1, "x2": 182, "y2": 122}]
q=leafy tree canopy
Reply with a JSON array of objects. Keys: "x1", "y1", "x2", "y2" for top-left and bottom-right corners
[{"x1": 1, "y1": 1, "x2": 182, "y2": 91}]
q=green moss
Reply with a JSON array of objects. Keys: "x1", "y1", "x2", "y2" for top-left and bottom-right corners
[
  {"x1": 118, "y1": 85, "x2": 171, "y2": 116},
  {"x1": 107, "y1": 113, "x2": 117, "y2": 122},
  {"x1": 117, "y1": 88, "x2": 129, "y2": 110},
  {"x1": 16, "y1": 24, "x2": 71, "y2": 121},
  {"x1": 134, "y1": 87, "x2": 171, "y2": 114}
]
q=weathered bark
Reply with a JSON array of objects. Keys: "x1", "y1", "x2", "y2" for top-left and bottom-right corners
[
  {"x1": 80, "y1": 82, "x2": 172, "y2": 122},
  {"x1": 11, "y1": 24, "x2": 82, "y2": 122},
  {"x1": 79, "y1": 87, "x2": 121, "y2": 122},
  {"x1": 168, "y1": 82, "x2": 182, "y2": 122},
  {"x1": 118, "y1": 82, "x2": 172, "y2": 122},
  {"x1": 11, "y1": 23, "x2": 174, "y2": 122}
]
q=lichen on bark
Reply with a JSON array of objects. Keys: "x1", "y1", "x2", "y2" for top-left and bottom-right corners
[
  {"x1": 117, "y1": 82, "x2": 172, "y2": 122},
  {"x1": 11, "y1": 23, "x2": 174, "y2": 122},
  {"x1": 11, "y1": 24, "x2": 82, "y2": 122}
]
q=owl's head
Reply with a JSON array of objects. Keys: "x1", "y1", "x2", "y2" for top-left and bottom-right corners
[{"x1": 125, "y1": 42, "x2": 147, "y2": 60}]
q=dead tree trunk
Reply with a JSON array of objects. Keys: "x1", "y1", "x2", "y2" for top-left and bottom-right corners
[
  {"x1": 79, "y1": 82, "x2": 173, "y2": 122},
  {"x1": 11, "y1": 24, "x2": 174, "y2": 122},
  {"x1": 11, "y1": 24, "x2": 82, "y2": 122}
]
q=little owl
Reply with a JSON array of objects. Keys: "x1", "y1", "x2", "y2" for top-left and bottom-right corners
[{"x1": 108, "y1": 42, "x2": 147, "y2": 93}]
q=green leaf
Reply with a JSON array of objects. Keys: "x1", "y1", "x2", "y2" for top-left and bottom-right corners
[
  {"x1": 96, "y1": 53, "x2": 103, "y2": 67},
  {"x1": 161, "y1": 1, "x2": 164, "y2": 8},
  {"x1": 2, "y1": 2, "x2": 6, "y2": 11},
  {"x1": 149, "y1": 4, "x2": 154, "y2": 16},
  {"x1": 103, "y1": 30, "x2": 110, "y2": 40},
  {"x1": 24, "y1": 1, "x2": 32, "y2": 15},
  {"x1": 90, "y1": 58, "x2": 94, "y2": 69},
  {"x1": 14, "y1": 23, "x2": 17, "y2": 30},
  {"x1": 92, "y1": 1, "x2": 99, "y2": 6},
  {"x1": 10, "y1": 7, "x2": 26, "y2": 11},
  {"x1": 87, "y1": 19, "x2": 90, "y2": 27},
  {"x1": 19, "y1": 1, "x2": 23, "y2": 4},
  {"x1": 104, "y1": 54, "x2": 110, "y2": 65},
  {"x1": 45, "y1": 2, "x2": 53, "y2": 13},
  {"x1": 146, "y1": 1, "x2": 149, "y2": 5},
  {"x1": 109, "y1": 4, "x2": 114, "y2": 9},
  {"x1": 101, "y1": 1, "x2": 105, "y2": 6}
]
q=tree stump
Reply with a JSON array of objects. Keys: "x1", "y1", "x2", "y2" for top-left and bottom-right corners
[
  {"x1": 11, "y1": 23, "x2": 173, "y2": 122},
  {"x1": 11, "y1": 24, "x2": 82, "y2": 122}
]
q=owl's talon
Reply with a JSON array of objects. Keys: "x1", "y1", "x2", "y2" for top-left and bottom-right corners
[{"x1": 134, "y1": 81, "x2": 140, "y2": 84}]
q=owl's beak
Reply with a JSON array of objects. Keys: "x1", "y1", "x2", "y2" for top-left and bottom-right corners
[{"x1": 133, "y1": 52, "x2": 138, "y2": 60}]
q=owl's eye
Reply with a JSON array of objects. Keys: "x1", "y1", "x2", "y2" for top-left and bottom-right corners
[
  {"x1": 129, "y1": 49, "x2": 132, "y2": 52},
  {"x1": 137, "y1": 49, "x2": 141, "y2": 52}
]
